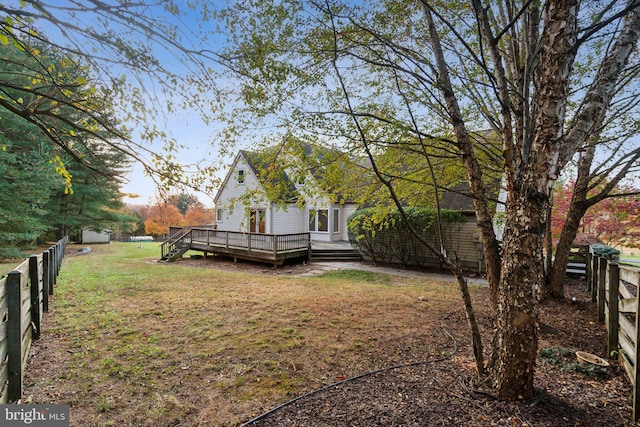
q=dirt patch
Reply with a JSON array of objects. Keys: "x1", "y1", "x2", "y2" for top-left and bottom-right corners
[{"x1": 172, "y1": 253, "x2": 320, "y2": 276}]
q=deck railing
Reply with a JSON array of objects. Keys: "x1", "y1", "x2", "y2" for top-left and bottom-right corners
[
  {"x1": 188, "y1": 228, "x2": 310, "y2": 254},
  {"x1": 160, "y1": 228, "x2": 193, "y2": 260}
]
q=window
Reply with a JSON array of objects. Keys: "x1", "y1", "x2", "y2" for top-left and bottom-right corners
[
  {"x1": 308, "y1": 209, "x2": 329, "y2": 232},
  {"x1": 249, "y1": 209, "x2": 266, "y2": 233},
  {"x1": 333, "y1": 209, "x2": 339, "y2": 233},
  {"x1": 216, "y1": 209, "x2": 223, "y2": 223},
  {"x1": 238, "y1": 169, "x2": 245, "y2": 184}
]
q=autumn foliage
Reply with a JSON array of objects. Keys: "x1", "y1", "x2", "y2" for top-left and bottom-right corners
[
  {"x1": 184, "y1": 204, "x2": 216, "y2": 226},
  {"x1": 144, "y1": 204, "x2": 184, "y2": 236},
  {"x1": 144, "y1": 200, "x2": 216, "y2": 236},
  {"x1": 551, "y1": 182, "x2": 640, "y2": 248}
]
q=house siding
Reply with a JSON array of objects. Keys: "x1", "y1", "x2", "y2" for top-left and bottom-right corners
[
  {"x1": 215, "y1": 154, "x2": 271, "y2": 233},
  {"x1": 419, "y1": 214, "x2": 484, "y2": 273},
  {"x1": 214, "y1": 150, "x2": 359, "y2": 243},
  {"x1": 271, "y1": 203, "x2": 306, "y2": 235},
  {"x1": 340, "y1": 204, "x2": 358, "y2": 241}
]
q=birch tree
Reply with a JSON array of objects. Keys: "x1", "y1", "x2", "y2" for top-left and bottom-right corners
[{"x1": 217, "y1": 0, "x2": 640, "y2": 400}]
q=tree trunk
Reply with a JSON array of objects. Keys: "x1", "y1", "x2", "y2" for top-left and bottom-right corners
[
  {"x1": 543, "y1": 198, "x2": 553, "y2": 298},
  {"x1": 548, "y1": 200, "x2": 588, "y2": 298},
  {"x1": 490, "y1": 190, "x2": 547, "y2": 400}
]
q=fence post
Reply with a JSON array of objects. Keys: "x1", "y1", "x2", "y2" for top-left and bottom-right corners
[
  {"x1": 28, "y1": 255, "x2": 41, "y2": 340},
  {"x1": 634, "y1": 267, "x2": 640, "y2": 421},
  {"x1": 632, "y1": 270, "x2": 640, "y2": 421},
  {"x1": 6, "y1": 270, "x2": 22, "y2": 402},
  {"x1": 597, "y1": 257, "x2": 608, "y2": 322},
  {"x1": 586, "y1": 248, "x2": 592, "y2": 286},
  {"x1": 591, "y1": 256, "x2": 599, "y2": 302},
  {"x1": 56, "y1": 240, "x2": 62, "y2": 277},
  {"x1": 607, "y1": 262, "x2": 619, "y2": 357},
  {"x1": 42, "y1": 250, "x2": 50, "y2": 313},
  {"x1": 50, "y1": 244, "x2": 57, "y2": 295}
]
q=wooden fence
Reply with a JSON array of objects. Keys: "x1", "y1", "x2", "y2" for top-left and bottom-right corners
[
  {"x1": 588, "y1": 250, "x2": 640, "y2": 420},
  {"x1": 0, "y1": 237, "x2": 68, "y2": 404}
]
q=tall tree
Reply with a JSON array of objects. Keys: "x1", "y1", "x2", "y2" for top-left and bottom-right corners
[
  {"x1": 547, "y1": 137, "x2": 640, "y2": 297},
  {"x1": 216, "y1": 0, "x2": 640, "y2": 400},
  {"x1": 0, "y1": 1, "x2": 221, "y2": 192},
  {"x1": 168, "y1": 193, "x2": 201, "y2": 216},
  {"x1": 0, "y1": 38, "x2": 66, "y2": 255},
  {"x1": 0, "y1": 35, "x2": 136, "y2": 248},
  {"x1": 144, "y1": 203, "x2": 184, "y2": 237},
  {"x1": 45, "y1": 140, "x2": 136, "y2": 239},
  {"x1": 184, "y1": 204, "x2": 216, "y2": 226},
  {"x1": 551, "y1": 182, "x2": 640, "y2": 246}
]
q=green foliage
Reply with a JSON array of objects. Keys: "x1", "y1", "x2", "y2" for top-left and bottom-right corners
[
  {"x1": 590, "y1": 244, "x2": 620, "y2": 259},
  {"x1": 538, "y1": 347, "x2": 608, "y2": 378},
  {"x1": 348, "y1": 207, "x2": 464, "y2": 267},
  {"x1": 0, "y1": 36, "x2": 133, "y2": 252},
  {"x1": 168, "y1": 193, "x2": 201, "y2": 216}
]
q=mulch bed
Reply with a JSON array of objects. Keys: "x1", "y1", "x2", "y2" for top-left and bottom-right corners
[{"x1": 243, "y1": 278, "x2": 637, "y2": 427}]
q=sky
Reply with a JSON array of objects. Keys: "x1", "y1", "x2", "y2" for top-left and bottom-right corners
[
  {"x1": 120, "y1": 112, "x2": 222, "y2": 208},
  {"x1": 14, "y1": 0, "x2": 640, "y2": 210},
  {"x1": 16, "y1": 0, "x2": 237, "y2": 208}
]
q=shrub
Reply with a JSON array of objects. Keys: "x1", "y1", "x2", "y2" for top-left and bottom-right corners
[
  {"x1": 590, "y1": 243, "x2": 620, "y2": 259},
  {"x1": 347, "y1": 207, "x2": 464, "y2": 267}
]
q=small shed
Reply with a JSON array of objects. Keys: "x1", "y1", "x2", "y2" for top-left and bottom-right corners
[{"x1": 81, "y1": 227, "x2": 112, "y2": 244}]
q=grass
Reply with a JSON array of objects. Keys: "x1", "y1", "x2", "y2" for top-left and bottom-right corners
[{"x1": 26, "y1": 241, "x2": 471, "y2": 426}]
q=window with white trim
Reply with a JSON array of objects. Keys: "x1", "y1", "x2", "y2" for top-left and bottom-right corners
[
  {"x1": 333, "y1": 209, "x2": 339, "y2": 233},
  {"x1": 237, "y1": 169, "x2": 245, "y2": 184},
  {"x1": 309, "y1": 209, "x2": 329, "y2": 232}
]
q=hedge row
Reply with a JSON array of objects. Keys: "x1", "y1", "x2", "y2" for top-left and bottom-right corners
[{"x1": 347, "y1": 207, "x2": 465, "y2": 268}]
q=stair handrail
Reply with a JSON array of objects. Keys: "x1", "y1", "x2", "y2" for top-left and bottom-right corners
[{"x1": 160, "y1": 228, "x2": 192, "y2": 259}]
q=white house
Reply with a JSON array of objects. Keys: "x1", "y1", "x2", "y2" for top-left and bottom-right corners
[{"x1": 214, "y1": 148, "x2": 358, "y2": 242}]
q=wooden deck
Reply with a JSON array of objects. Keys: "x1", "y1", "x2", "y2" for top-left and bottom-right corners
[{"x1": 161, "y1": 227, "x2": 311, "y2": 266}]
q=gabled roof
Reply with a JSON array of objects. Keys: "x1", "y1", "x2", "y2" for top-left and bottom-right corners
[
  {"x1": 214, "y1": 144, "x2": 360, "y2": 206},
  {"x1": 240, "y1": 149, "x2": 300, "y2": 202}
]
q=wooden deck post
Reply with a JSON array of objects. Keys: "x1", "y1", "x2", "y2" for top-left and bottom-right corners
[
  {"x1": 597, "y1": 257, "x2": 607, "y2": 316},
  {"x1": 42, "y1": 250, "x2": 50, "y2": 313},
  {"x1": 607, "y1": 262, "x2": 619, "y2": 357},
  {"x1": 6, "y1": 270, "x2": 23, "y2": 402},
  {"x1": 28, "y1": 255, "x2": 41, "y2": 340}
]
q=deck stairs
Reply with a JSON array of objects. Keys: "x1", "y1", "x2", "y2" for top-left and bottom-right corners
[
  {"x1": 159, "y1": 229, "x2": 192, "y2": 262},
  {"x1": 310, "y1": 246, "x2": 362, "y2": 262}
]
